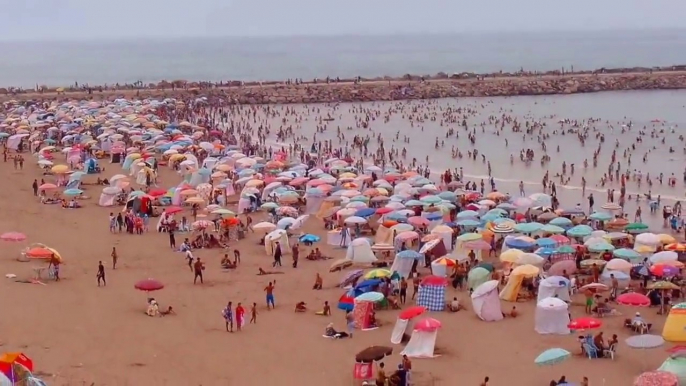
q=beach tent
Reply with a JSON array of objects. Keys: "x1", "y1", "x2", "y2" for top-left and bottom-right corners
[
  {"x1": 389, "y1": 250, "x2": 421, "y2": 279},
  {"x1": 265, "y1": 229, "x2": 290, "y2": 256},
  {"x1": 429, "y1": 256, "x2": 454, "y2": 278},
  {"x1": 316, "y1": 199, "x2": 338, "y2": 219},
  {"x1": 400, "y1": 318, "x2": 441, "y2": 358},
  {"x1": 352, "y1": 300, "x2": 377, "y2": 331},
  {"x1": 467, "y1": 267, "x2": 492, "y2": 290},
  {"x1": 390, "y1": 307, "x2": 426, "y2": 344},
  {"x1": 304, "y1": 191, "x2": 326, "y2": 215},
  {"x1": 420, "y1": 239, "x2": 447, "y2": 261},
  {"x1": 659, "y1": 356, "x2": 686, "y2": 384},
  {"x1": 326, "y1": 229, "x2": 352, "y2": 247},
  {"x1": 136, "y1": 167, "x2": 155, "y2": 186},
  {"x1": 65, "y1": 178, "x2": 81, "y2": 190},
  {"x1": 499, "y1": 264, "x2": 539, "y2": 302},
  {"x1": 537, "y1": 276, "x2": 571, "y2": 303},
  {"x1": 85, "y1": 158, "x2": 99, "y2": 173},
  {"x1": 534, "y1": 297, "x2": 570, "y2": 335},
  {"x1": 471, "y1": 280, "x2": 503, "y2": 322},
  {"x1": 430, "y1": 225, "x2": 453, "y2": 251},
  {"x1": 98, "y1": 186, "x2": 121, "y2": 207},
  {"x1": 202, "y1": 157, "x2": 218, "y2": 170},
  {"x1": 663, "y1": 303, "x2": 686, "y2": 342},
  {"x1": 416, "y1": 276, "x2": 448, "y2": 311},
  {"x1": 374, "y1": 224, "x2": 394, "y2": 245},
  {"x1": 345, "y1": 238, "x2": 377, "y2": 264}
]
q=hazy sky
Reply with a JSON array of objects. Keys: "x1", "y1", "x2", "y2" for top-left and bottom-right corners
[{"x1": 2, "y1": 0, "x2": 686, "y2": 41}]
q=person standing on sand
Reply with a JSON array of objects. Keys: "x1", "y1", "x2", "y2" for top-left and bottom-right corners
[
  {"x1": 111, "y1": 247, "x2": 118, "y2": 269},
  {"x1": 250, "y1": 302, "x2": 258, "y2": 323},
  {"x1": 292, "y1": 242, "x2": 299, "y2": 268},
  {"x1": 480, "y1": 376, "x2": 490, "y2": 386},
  {"x1": 265, "y1": 281, "x2": 276, "y2": 309},
  {"x1": 97, "y1": 261, "x2": 106, "y2": 286},
  {"x1": 273, "y1": 242, "x2": 282, "y2": 267},
  {"x1": 235, "y1": 302, "x2": 245, "y2": 331},
  {"x1": 193, "y1": 258, "x2": 205, "y2": 284},
  {"x1": 32, "y1": 179, "x2": 38, "y2": 196},
  {"x1": 222, "y1": 301, "x2": 233, "y2": 332},
  {"x1": 169, "y1": 227, "x2": 176, "y2": 249}
]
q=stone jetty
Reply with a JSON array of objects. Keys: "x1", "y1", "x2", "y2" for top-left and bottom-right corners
[{"x1": 3, "y1": 68, "x2": 686, "y2": 104}]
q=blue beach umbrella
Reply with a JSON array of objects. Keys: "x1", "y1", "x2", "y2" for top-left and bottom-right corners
[
  {"x1": 456, "y1": 219, "x2": 480, "y2": 227},
  {"x1": 541, "y1": 224, "x2": 565, "y2": 234},
  {"x1": 63, "y1": 188, "x2": 83, "y2": 196},
  {"x1": 549, "y1": 217, "x2": 573, "y2": 227},
  {"x1": 457, "y1": 210, "x2": 479, "y2": 219},
  {"x1": 505, "y1": 238, "x2": 535, "y2": 250},
  {"x1": 613, "y1": 248, "x2": 641, "y2": 261},
  {"x1": 536, "y1": 238, "x2": 556, "y2": 247},
  {"x1": 396, "y1": 250, "x2": 423, "y2": 260},
  {"x1": 299, "y1": 234, "x2": 321, "y2": 243},
  {"x1": 535, "y1": 348, "x2": 571, "y2": 366},
  {"x1": 567, "y1": 225, "x2": 593, "y2": 237},
  {"x1": 589, "y1": 212, "x2": 613, "y2": 221},
  {"x1": 354, "y1": 208, "x2": 376, "y2": 218}
]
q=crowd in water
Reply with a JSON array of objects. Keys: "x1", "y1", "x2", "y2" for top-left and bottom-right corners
[{"x1": 6, "y1": 93, "x2": 686, "y2": 229}]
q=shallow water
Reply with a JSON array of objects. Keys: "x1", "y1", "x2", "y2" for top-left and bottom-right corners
[{"x1": 247, "y1": 90, "x2": 686, "y2": 229}]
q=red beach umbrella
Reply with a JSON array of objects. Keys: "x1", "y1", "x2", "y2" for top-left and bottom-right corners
[
  {"x1": 568, "y1": 317, "x2": 602, "y2": 330},
  {"x1": 148, "y1": 189, "x2": 167, "y2": 197},
  {"x1": 617, "y1": 293, "x2": 650, "y2": 306},
  {"x1": 165, "y1": 206, "x2": 183, "y2": 215},
  {"x1": 399, "y1": 306, "x2": 427, "y2": 320},
  {"x1": 134, "y1": 279, "x2": 164, "y2": 292},
  {"x1": 414, "y1": 318, "x2": 442, "y2": 332}
]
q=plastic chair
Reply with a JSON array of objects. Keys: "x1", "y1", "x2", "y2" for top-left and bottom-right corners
[
  {"x1": 603, "y1": 343, "x2": 616, "y2": 360},
  {"x1": 582, "y1": 343, "x2": 598, "y2": 359}
]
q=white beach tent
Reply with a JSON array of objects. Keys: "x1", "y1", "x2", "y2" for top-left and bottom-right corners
[
  {"x1": 430, "y1": 225, "x2": 453, "y2": 251},
  {"x1": 400, "y1": 318, "x2": 441, "y2": 358},
  {"x1": 471, "y1": 280, "x2": 504, "y2": 322},
  {"x1": 345, "y1": 238, "x2": 377, "y2": 264},
  {"x1": 265, "y1": 229, "x2": 291, "y2": 256},
  {"x1": 537, "y1": 276, "x2": 571, "y2": 303},
  {"x1": 534, "y1": 297, "x2": 571, "y2": 335},
  {"x1": 98, "y1": 186, "x2": 121, "y2": 207}
]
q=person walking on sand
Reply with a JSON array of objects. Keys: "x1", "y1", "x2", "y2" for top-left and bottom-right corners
[
  {"x1": 265, "y1": 280, "x2": 276, "y2": 309},
  {"x1": 250, "y1": 302, "x2": 258, "y2": 323},
  {"x1": 222, "y1": 301, "x2": 233, "y2": 332},
  {"x1": 111, "y1": 247, "x2": 118, "y2": 269},
  {"x1": 169, "y1": 227, "x2": 176, "y2": 249},
  {"x1": 97, "y1": 261, "x2": 106, "y2": 286},
  {"x1": 193, "y1": 257, "x2": 205, "y2": 284},
  {"x1": 235, "y1": 302, "x2": 245, "y2": 331}
]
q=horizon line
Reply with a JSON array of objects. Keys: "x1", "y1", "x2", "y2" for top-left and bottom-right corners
[{"x1": 1, "y1": 27, "x2": 685, "y2": 44}]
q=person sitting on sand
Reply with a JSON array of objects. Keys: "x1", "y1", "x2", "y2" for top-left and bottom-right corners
[
  {"x1": 295, "y1": 301, "x2": 307, "y2": 312},
  {"x1": 221, "y1": 255, "x2": 236, "y2": 269},
  {"x1": 369, "y1": 311, "x2": 379, "y2": 327},
  {"x1": 447, "y1": 297, "x2": 465, "y2": 312},
  {"x1": 316, "y1": 301, "x2": 331, "y2": 316},
  {"x1": 146, "y1": 300, "x2": 160, "y2": 317},
  {"x1": 313, "y1": 273, "x2": 323, "y2": 290},
  {"x1": 386, "y1": 294, "x2": 400, "y2": 309},
  {"x1": 324, "y1": 322, "x2": 349, "y2": 339}
]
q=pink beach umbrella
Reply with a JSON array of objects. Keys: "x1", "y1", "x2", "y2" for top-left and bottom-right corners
[
  {"x1": 1, "y1": 232, "x2": 27, "y2": 242},
  {"x1": 414, "y1": 318, "x2": 442, "y2": 332}
]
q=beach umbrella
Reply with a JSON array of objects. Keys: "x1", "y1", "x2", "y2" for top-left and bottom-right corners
[
  {"x1": 456, "y1": 233, "x2": 482, "y2": 242},
  {"x1": 567, "y1": 225, "x2": 593, "y2": 237},
  {"x1": 651, "y1": 251, "x2": 679, "y2": 264},
  {"x1": 549, "y1": 217, "x2": 572, "y2": 227},
  {"x1": 299, "y1": 234, "x2": 321, "y2": 243},
  {"x1": 338, "y1": 291, "x2": 355, "y2": 311},
  {"x1": 541, "y1": 224, "x2": 565, "y2": 234},
  {"x1": 457, "y1": 210, "x2": 479, "y2": 219},
  {"x1": 355, "y1": 279, "x2": 383, "y2": 290},
  {"x1": 414, "y1": 318, "x2": 442, "y2": 331},
  {"x1": 534, "y1": 348, "x2": 570, "y2": 366},
  {"x1": 626, "y1": 222, "x2": 649, "y2": 233},
  {"x1": 456, "y1": 219, "x2": 480, "y2": 227},
  {"x1": 516, "y1": 253, "x2": 544, "y2": 266},
  {"x1": 579, "y1": 259, "x2": 606, "y2": 268},
  {"x1": 513, "y1": 222, "x2": 543, "y2": 234},
  {"x1": 536, "y1": 238, "x2": 556, "y2": 247},
  {"x1": 355, "y1": 346, "x2": 393, "y2": 363},
  {"x1": 396, "y1": 250, "x2": 423, "y2": 260},
  {"x1": 648, "y1": 281, "x2": 680, "y2": 291},
  {"x1": 587, "y1": 242, "x2": 615, "y2": 253},
  {"x1": 665, "y1": 243, "x2": 686, "y2": 252},
  {"x1": 355, "y1": 291, "x2": 385, "y2": 302},
  {"x1": 463, "y1": 240, "x2": 490, "y2": 250},
  {"x1": 399, "y1": 306, "x2": 427, "y2": 320},
  {"x1": 511, "y1": 264, "x2": 539, "y2": 277},
  {"x1": 626, "y1": 334, "x2": 665, "y2": 349},
  {"x1": 555, "y1": 245, "x2": 575, "y2": 254},
  {"x1": 51, "y1": 164, "x2": 69, "y2": 173},
  {"x1": 634, "y1": 371, "x2": 678, "y2": 386},
  {"x1": 134, "y1": 278, "x2": 164, "y2": 292},
  {"x1": 650, "y1": 264, "x2": 680, "y2": 277},
  {"x1": 606, "y1": 258, "x2": 633, "y2": 271},
  {"x1": 0, "y1": 232, "x2": 26, "y2": 242},
  {"x1": 505, "y1": 238, "x2": 534, "y2": 250},
  {"x1": 613, "y1": 248, "x2": 642, "y2": 261},
  {"x1": 617, "y1": 293, "x2": 650, "y2": 306},
  {"x1": 344, "y1": 216, "x2": 367, "y2": 225},
  {"x1": 529, "y1": 193, "x2": 552, "y2": 206},
  {"x1": 548, "y1": 260, "x2": 576, "y2": 276},
  {"x1": 579, "y1": 283, "x2": 609, "y2": 292},
  {"x1": 491, "y1": 223, "x2": 514, "y2": 234},
  {"x1": 499, "y1": 249, "x2": 524, "y2": 263},
  {"x1": 354, "y1": 208, "x2": 375, "y2": 218},
  {"x1": 38, "y1": 183, "x2": 57, "y2": 190},
  {"x1": 363, "y1": 269, "x2": 391, "y2": 280},
  {"x1": 211, "y1": 208, "x2": 235, "y2": 216},
  {"x1": 601, "y1": 202, "x2": 622, "y2": 211},
  {"x1": 567, "y1": 317, "x2": 602, "y2": 330},
  {"x1": 339, "y1": 270, "x2": 364, "y2": 287},
  {"x1": 63, "y1": 188, "x2": 83, "y2": 196},
  {"x1": 589, "y1": 212, "x2": 613, "y2": 221}
]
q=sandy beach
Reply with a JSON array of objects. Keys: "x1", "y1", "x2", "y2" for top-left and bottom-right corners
[{"x1": 1, "y1": 84, "x2": 686, "y2": 386}]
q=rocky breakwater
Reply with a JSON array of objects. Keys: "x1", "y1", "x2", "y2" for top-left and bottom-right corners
[{"x1": 223, "y1": 72, "x2": 686, "y2": 104}]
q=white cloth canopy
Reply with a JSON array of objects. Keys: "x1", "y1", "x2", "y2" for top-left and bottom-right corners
[
  {"x1": 400, "y1": 330, "x2": 438, "y2": 358},
  {"x1": 534, "y1": 297, "x2": 570, "y2": 335},
  {"x1": 537, "y1": 276, "x2": 571, "y2": 303},
  {"x1": 471, "y1": 280, "x2": 503, "y2": 322},
  {"x1": 345, "y1": 238, "x2": 377, "y2": 264}
]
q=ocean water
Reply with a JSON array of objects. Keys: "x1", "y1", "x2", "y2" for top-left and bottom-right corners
[{"x1": 2, "y1": 29, "x2": 686, "y2": 88}]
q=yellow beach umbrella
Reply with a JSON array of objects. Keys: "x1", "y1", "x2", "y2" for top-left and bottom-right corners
[
  {"x1": 185, "y1": 196, "x2": 205, "y2": 204},
  {"x1": 215, "y1": 164, "x2": 232, "y2": 172},
  {"x1": 180, "y1": 189, "x2": 198, "y2": 196},
  {"x1": 499, "y1": 249, "x2": 524, "y2": 263},
  {"x1": 51, "y1": 164, "x2": 69, "y2": 174},
  {"x1": 658, "y1": 234, "x2": 677, "y2": 244},
  {"x1": 511, "y1": 264, "x2": 539, "y2": 277},
  {"x1": 364, "y1": 269, "x2": 391, "y2": 279},
  {"x1": 245, "y1": 179, "x2": 264, "y2": 187}
]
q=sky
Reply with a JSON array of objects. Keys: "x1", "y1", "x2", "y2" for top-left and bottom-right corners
[{"x1": 1, "y1": 0, "x2": 686, "y2": 41}]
